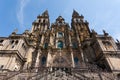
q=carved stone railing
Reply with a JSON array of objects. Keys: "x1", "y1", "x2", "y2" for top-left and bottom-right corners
[{"x1": 0, "y1": 67, "x2": 118, "y2": 80}]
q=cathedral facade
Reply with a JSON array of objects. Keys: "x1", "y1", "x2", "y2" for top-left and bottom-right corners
[{"x1": 0, "y1": 10, "x2": 120, "y2": 80}]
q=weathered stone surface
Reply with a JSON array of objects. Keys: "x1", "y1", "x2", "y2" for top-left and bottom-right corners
[{"x1": 0, "y1": 10, "x2": 120, "y2": 80}]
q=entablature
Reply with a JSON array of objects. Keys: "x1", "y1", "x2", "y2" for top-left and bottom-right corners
[{"x1": 0, "y1": 50, "x2": 27, "y2": 62}]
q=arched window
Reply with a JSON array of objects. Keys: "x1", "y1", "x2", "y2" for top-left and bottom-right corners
[
  {"x1": 15, "y1": 40, "x2": 19, "y2": 45},
  {"x1": 44, "y1": 43, "x2": 48, "y2": 49},
  {"x1": 39, "y1": 19, "x2": 41, "y2": 23},
  {"x1": 57, "y1": 41, "x2": 63, "y2": 48},
  {"x1": 43, "y1": 19, "x2": 45, "y2": 23},
  {"x1": 41, "y1": 57, "x2": 46, "y2": 65},
  {"x1": 0, "y1": 40, "x2": 4, "y2": 43},
  {"x1": 11, "y1": 40, "x2": 14, "y2": 44},
  {"x1": 74, "y1": 57, "x2": 79, "y2": 64},
  {"x1": 58, "y1": 32, "x2": 63, "y2": 38}
]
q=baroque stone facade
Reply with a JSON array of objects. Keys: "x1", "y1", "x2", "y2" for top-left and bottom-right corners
[{"x1": 0, "y1": 10, "x2": 120, "y2": 80}]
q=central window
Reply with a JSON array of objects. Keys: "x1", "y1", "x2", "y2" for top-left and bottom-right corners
[
  {"x1": 57, "y1": 41, "x2": 63, "y2": 48},
  {"x1": 44, "y1": 43, "x2": 48, "y2": 49},
  {"x1": 58, "y1": 32, "x2": 63, "y2": 38},
  {"x1": 74, "y1": 57, "x2": 79, "y2": 64},
  {"x1": 41, "y1": 56, "x2": 46, "y2": 65}
]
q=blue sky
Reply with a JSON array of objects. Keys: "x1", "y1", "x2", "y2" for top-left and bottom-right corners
[{"x1": 0, "y1": 0, "x2": 120, "y2": 40}]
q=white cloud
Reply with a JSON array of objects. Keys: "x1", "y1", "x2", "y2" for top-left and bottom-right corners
[{"x1": 17, "y1": 0, "x2": 30, "y2": 29}]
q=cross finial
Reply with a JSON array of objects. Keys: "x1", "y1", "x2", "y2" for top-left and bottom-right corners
[
  {"x1": 91, "y1": 29, "x2": 97, "y2": 35},
  {"x1": 14, "y1": 28, "x2": 18, "y2": 33}
]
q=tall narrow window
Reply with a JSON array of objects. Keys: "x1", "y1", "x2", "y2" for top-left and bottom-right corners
[
  {"x1": 15, "y1": 40, "x2": 19, "y2": 45},
  {"x1": 74, "y1": 57, "x2": 79, "y2": 64},
  {"x1": 0, "y1": 65, "x2": 4, "y2": 69},
  {"x1": 43, "y1": 19, "x2": 45, "y2": 23},
  {"x1": 11, "y1": 40, "x2": 14, "y2": 44},
  {"x1": 57, "y1": 41, "x2": 63, "y2": 48},
  {"x1": 22, "y1": 43, "x2": 27, "y2": 50},
  {"x1": 44, "y1": 43, "x2": 48, "y2": 49},
  {"x1": 41, "y1": 57, "x2": 46, "y2": 65},
  {"x1": 58, "y1": 32, "x2": 63, "y2": 38},
  {"x1": 0, "y1": 40, "x2": 4, "y2": 43},
  {"x1": 39, "y1": 20, "x2": 41, "y2": 23}
]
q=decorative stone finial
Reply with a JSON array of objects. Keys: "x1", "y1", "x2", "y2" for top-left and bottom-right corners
[
  {"x1": 103, "y1": 30, "x2": 108, "y2": 36},
  {"x1": 23, "y1": 30, "x2": 29, "y2": 35},
  {"x1": 12, "y1": 28, "x2": 18, "y2": 34},
  {"x1": 91, "y1": 29, "x2": 97, "y2": 35}
]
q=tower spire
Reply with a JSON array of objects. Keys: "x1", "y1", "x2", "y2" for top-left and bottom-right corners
[
  {"x1": 72, "y1": 9, "x2": 79, "y2": 17},
  {"x1": 42, "y1": 10, "x2": 49, "y2": 17}
]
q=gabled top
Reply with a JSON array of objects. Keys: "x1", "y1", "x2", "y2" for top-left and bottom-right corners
[
  {"x1": 72, "y1": 10, "x2": 84, "y2": 19},
  {"x1": 72, "y1": 10, "x2": 79, "y2": 17},
  {"x1": 42, "y1": 10, "x2": 49, "y2": 17},
  {"x1": 55, "y1": 16, "x2": 65, "y2": 24},
  {"x1": 51, "y1": 16, "x2": 67, "y2": 26},
  {"x1": 56, "y1": 16, "x2": 65, "y2": 22},
  {"x1": 37, "y1": 10, "x2": 49, "y2": 18}
]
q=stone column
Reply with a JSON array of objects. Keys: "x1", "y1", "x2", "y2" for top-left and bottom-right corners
[
  {"x1": 23, "y1": 47, "x2": 34, "y2": 69},
  {"x1": 50, "y1": 35, "x2": 54, "y2": 46},
  {"x1": 35, "y1": 50, "x2": 41, "y2": 68},
  {"x1": 71, "y1": 50, "x2": 75, "y2": 67},
  {"x1": 46, "y1": 49, "x2": 52, "y2": 67},
  {"x1": 41, "y1": 35, "x2": 44, "y2": 45},
  {"x1": 69, "y1": 34, "x2": 72, "y2": 46}
]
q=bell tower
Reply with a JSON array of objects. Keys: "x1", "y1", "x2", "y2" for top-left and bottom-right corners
[
  {"x1": 30, "y1": 10, "x2": 50, "y2": 68},
  {"x1": 71, "y1": 10, "x2": 90, "y2": 43},
  {"x1": 71, "y1": 10, "x2": 91, "y2": 67},
  {"x1": 31, "y1": 10, "x2": 50, "y2": 32}
]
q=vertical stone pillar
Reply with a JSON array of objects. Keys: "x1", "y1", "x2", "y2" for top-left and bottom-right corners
[
  {"x1": 77, "y1": 35, "x2": 80, "y2": 44},
  {"x1": 50, "y1": 35, "x2": 53, "y2": 46},
  {"x1": 23, "y1": 47, "x2": 34, "y2": 69},
  {"x1": 31, "y1": 25, "x2": 35, "y2": 32},
  {"x1": 41, "y1": 35, "x2": 44, "y2": 45},
  {"x1": 80, "y1": 49, "x2": 85, "y2": 63},
  {"x1": 35, "y1": 50, "x2": 41, "y2": 68},
  {"x1": 2, "y1": 40, "x2": 9, "y2": 50},
  {"x1": 46, "y1": 49, "x2": 52, "y2": 67},
  {"x1": 71, "y1": 50, "x2": 75, "y2": 67},
  {"x1": 45, "y1": 25, "x2": 48, "y2": 31},
  {"x1": 69, "y1": 34, "x2": 72, "y2": 46}
]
